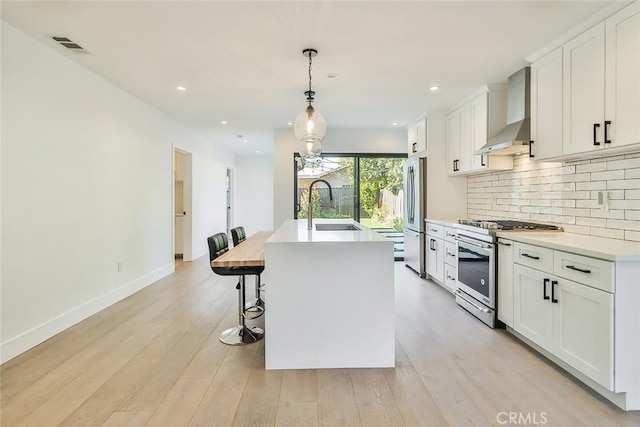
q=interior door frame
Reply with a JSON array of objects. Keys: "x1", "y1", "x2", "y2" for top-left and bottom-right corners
[
  {"x1": 226, "y1": 167, "x2": 234, "y2": 236},
  {"x1": 173, "y1": 146, "x2": 193, "y2": 262}
]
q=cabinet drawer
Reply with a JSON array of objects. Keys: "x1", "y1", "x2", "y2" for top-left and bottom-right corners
[
  {"x1": 444, "y1": 241, "x2": 458, "y2": 266},
  {"x1": 426, "y1": 223, "x2": 444, "y2": 239},
  {"x1": 444, "y1": 226, "x2": 457, "y2": 243},
  {"x1": 444, "y1": 263, "x2": 457, "y2": 292},
  {"x1": 514, "y1": 242, "x2": 554, "y2": 273},
  {"x1": 554, "y1": 251, "x2": 614, "y2": 293}
]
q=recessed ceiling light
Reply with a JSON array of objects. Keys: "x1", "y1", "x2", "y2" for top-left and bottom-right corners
[
  {"x1": 430, "y1": 86, "x2": 440, "y2": 92},
  {"x1": 221, "y1": 121, "x2": 228, "y2": 125},
  {"x1": 176, "y1": 86, "x2": 186, "y2": 91},
  {"x1": 256, "y1": 150, "x2": 260, "y2": 153},
  {"x1": 287, "y1": 122, "x2": 293, "y2": 126},
  {"x1": 392, "y1": 122, "x2": 399, "y2": 126},
  {"x1": 243, "y1": 139, "x2": 248, "y2": 143}
]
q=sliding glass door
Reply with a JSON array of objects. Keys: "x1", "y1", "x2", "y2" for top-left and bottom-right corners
[
  {"x1": 295, "y1": 156, "x2": 355, "y2": 220},
  {"x1": 358, "y1": 157, "x2": 405, "y2": 230},
  {"x1": 294, "y1": 153, "x2": 406, "y2": 259}
]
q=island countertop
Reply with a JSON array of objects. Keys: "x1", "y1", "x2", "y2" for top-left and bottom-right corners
[{"x1": 267, "y1": 219, "x2": 391, "y2": 243}]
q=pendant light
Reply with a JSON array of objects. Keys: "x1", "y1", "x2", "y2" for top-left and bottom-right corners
[{"x1": 294, "y1": 48, "x2": 326, "y2": 159}]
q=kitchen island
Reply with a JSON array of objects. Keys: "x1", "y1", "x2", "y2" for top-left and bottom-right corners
[{"x1": 263, "y1": 219, "x2": 395, "y2": 370}]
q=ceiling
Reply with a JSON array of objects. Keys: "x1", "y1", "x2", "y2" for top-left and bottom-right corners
[{"x1": 2, "y1": 1, "x2": 615, "y2": 155}]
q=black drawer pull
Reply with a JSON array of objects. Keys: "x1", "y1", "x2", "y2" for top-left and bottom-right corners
[
  {"x1": 480, "y1": 155, "x2": 486, "y2": 167},
  {"x1": 529, "y1": 140, "x2": 534, "y2": 158},
  {"x1": 543, "y1": 278, "x2": 550, "y2": 300},
  {"x1": 604, "y1": 120, "x2": 611, "y2": 144},
  {"x1": 521, "y1": 253, "x2": 540, "y2": 260},
  {"x1": 551, "y1": 280, "x2": 558, "y2": 304},
  {"x1": 566, "y1": 265, "x2": 591, "y2": 274},
  {"x1": 593, "y1": 123, "x2": 601, "y2": 146}
]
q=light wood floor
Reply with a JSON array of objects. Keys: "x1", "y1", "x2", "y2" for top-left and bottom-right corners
[{"x1": 2, "y1": 257, "x2": 640, "y2": 426}]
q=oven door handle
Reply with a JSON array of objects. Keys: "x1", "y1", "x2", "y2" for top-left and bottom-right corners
[
  {"x1": 454, "y1": 290, "x2": 491, "y2": 313},
  {"x1": 454, "y1": 235, "x2": 493, "y2": 250}
]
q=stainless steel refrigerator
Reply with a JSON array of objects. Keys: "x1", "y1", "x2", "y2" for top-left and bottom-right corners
[{"x1": 403, "y1": 157, "x2": 426, "y2": 277}]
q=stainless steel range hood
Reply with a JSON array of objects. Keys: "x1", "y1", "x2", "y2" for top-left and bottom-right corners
[{"x1": 476, "y1": 67, "x2": 530, "y2": 155}]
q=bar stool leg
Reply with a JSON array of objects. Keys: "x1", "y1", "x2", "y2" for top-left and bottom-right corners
[
  {"x1": 245, "y1": 273, "x2": 266, "y2": 313},
  {"x1": 219, "y1": 276, "x2": 264, "y2": 345}
]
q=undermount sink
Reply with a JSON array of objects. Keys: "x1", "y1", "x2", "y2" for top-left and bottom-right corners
[{"x1": 315, "y1": 223, "x2": 361, "y2": 231}]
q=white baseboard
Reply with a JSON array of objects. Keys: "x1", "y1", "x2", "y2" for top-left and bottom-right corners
[{"x1": 0, "y1": 263, "x2": 174, "y2": 364}]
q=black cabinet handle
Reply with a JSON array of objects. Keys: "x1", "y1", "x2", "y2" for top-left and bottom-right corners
[
  {"x1": 522, "y1": 253, "x2": 540, "y2": 260},
  {"x1": 529, "y1": 140, "x2": 534, "y2": 158},
  {"x1": 604, "y1": 120, "x2": 611, "y2": 144},
  {"x1": 412, "y1": 142, "x2": 418, "y2": 153},
  {"x1": 551, "y1": 280, "x2": 558, "y2": 303},
  {"x1": 593, "y1": 123, "x2": 601, "y2": 146},
  {"x1": 430, "y1": 239, "x2": 436, "y2": 251},
  {"x1": 566, "y1": 265, "x2": 591, "y2": 274},
  {"x1": 480, "y1": 155, "x2": 486, "y2": 167},
  {"x1": 543, "y1": 278, "x2": 550, "y2": 300}
]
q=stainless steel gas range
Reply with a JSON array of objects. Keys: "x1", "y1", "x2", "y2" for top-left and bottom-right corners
[{"x1": 453, "y1": 219, "x2": 559, "y2": 328}]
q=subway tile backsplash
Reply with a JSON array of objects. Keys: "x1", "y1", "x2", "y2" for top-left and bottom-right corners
[{"x1": 467, "y1": 151, "x2": 640, "y2": 242}]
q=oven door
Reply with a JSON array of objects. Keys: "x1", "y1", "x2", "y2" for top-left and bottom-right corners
[{"x1": 455, "y1": 234, "x2": 495, "y2": 308}]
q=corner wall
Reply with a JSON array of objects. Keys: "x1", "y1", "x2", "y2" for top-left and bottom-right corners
[{"x1": 0, "y1": 22, "x2": 234, "y2": 362}]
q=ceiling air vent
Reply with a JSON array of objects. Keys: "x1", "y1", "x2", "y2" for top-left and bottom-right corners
[{"x1": 51, "y1": 36, "x2": 84, "y2": 51}]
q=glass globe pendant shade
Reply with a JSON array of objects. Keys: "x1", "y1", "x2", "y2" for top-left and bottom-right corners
[
  {"x1": 297, "y1": 136, "x2": 322, "y2": 159},
  {"x1": 294, "y1": 105, "x2": 326, "y2": 145}
]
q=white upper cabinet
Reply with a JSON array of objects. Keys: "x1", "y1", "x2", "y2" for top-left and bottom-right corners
[
  {"x1": 530, "y1": 1, "x2": 639, "y2": 160},
  {"x1": 447, "y1": 87, "x2": 512, "y2": 175},
  {"x1": 407, "y1": 117, "x2": 427, "y2": 157},
  {"x1": 605, "y1": 1, "x2": 640, "y2": 148},
  {"x1": 530, "y1": 47, "x2": 564, "y2": 160},
  {"x1": 470, "y1": 92, "x2": 489, "y2": 170},
  {"x1": 458, "y1": 103, "x2": 471, "y2": 173},
  {"x1": 563, "y1": 22, "x2": 606, "y2": 155},
  {"x1": 446, "y1": 110, "x2": 461, "y2": 174}
]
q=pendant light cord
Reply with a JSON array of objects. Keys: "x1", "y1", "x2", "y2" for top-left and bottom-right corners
[{"x1": 308, "y1": 53, "x2": 313, "y2": 106}]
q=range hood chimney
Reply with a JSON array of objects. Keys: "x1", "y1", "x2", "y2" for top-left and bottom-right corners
[{"x1": 476, "y1": 67, "x2": 531, "y2": 155}]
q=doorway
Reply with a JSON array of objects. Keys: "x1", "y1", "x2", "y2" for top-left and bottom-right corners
[
  {"x1": 226, "y1": 167, "x2": 233, "y2": 236},
  {"x1": 174, "y1": 148, "x2": 193, "y2": 263}
]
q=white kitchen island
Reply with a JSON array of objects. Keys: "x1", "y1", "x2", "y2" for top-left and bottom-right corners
[{"x1": 263, "y1": 219, "x2": 395, "y2": 370}]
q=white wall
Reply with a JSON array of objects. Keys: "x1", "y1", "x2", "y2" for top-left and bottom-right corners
[
  {"x1": 273, "y1": 128, "x2": 406, "y2": 228},
  {"x1": 234, "y1": 155, "x2": 274, "y2": 236},
  {"x1": 0, "y1": 22, "x2": 234, "y2": 363}
]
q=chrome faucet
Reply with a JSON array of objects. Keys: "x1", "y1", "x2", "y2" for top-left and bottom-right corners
[{"x1": 307, "y1": 179, "x2": 333, "y2": 230}]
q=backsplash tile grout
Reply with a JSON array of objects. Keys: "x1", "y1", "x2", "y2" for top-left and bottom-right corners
[{"x1": 467, "y1": 151, "x2": 640, "y2": 242}]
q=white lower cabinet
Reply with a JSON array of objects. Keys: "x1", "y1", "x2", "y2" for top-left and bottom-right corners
[
  {"x1": 425, "y1": 222, "x2": 458, "y2": 292},
  {"x1": 513, "y1": 265, "x2": 554, "y2": 351},
  {"x1": 512, "y1": 248, "x2": 614, "y2": 390},
  {"x1": 553, "y1": 277, "x2": 613, "y2": 389},
  {"x1": 426, "y1": 234, "x2": 444, "y2": 284},
  {"x1": 497, "y1": 239, "x2": 514, "y2": 327}
]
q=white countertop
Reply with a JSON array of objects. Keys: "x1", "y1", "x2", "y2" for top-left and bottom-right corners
[
  {"x1": 496, "y1": 231, "x2": 640, "y2": 262},
  {"x1": 267, "y1": 219, "x2": 390, "y2": 244},
  {"x1": 425, "y1": 218, "x2": 459, "y2": 227}
]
